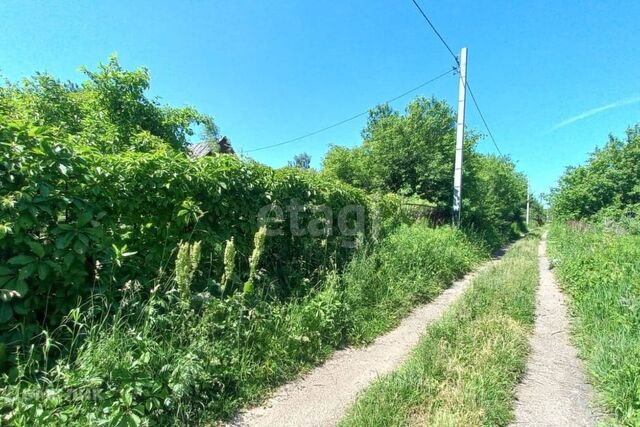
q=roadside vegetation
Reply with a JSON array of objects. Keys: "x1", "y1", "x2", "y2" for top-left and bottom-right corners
[
  {"x1": 549, "y1": 225, "x2": 640, "y2": 426},
  {"x1": 1, "y1": 223, "x2": 484, "y2": 425},
  {"x1": 549, "y1": 125, "x2": 640, "y2": 425},
  {"x1": 340, "y1": 234, "x2": 540, "y2": 426},
  {"x1": 0, "y1": 57, "x2": 533, "y2": 425}
]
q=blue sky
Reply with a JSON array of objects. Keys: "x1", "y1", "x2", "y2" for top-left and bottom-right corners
[{"x1": 1, "y1": 1, "x2": 639, "y2": 197}]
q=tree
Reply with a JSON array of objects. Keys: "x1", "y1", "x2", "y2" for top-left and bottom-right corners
[
  {"x1": 551, "y1": 125, "x2": 640, "y2": 220},
  {"x1": 323, "y1": 97, "x2": 477, "y2": 208},
  {"x1": 464, "y1": 154, "x2": 528, "y2": 244},
  {"x1": 1, "y1": 55, "x2": 218, "y2": 154},
  {"x1": 322, "y1": 96, "x2": 528, "y2": 245},
  {"x1": 288, "y1": 152, "x2": 311, "y2": 169},
  {"x1": 322, "y1": 145, "x2": 372, "y2": 189}
]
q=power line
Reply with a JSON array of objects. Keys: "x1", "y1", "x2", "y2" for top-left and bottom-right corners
[
  {"x1": 245, "y1": 67, "x2": 456, "y2": 153},
  {"x1": 410, "y1": 0, "x2": 459, "y2": 64},
  {"x1": 466, "y1": 80, "x2": 502, "y2": 156},
  {"x1": 410, "y1": 0, "x2": 504, "y2": 156}
]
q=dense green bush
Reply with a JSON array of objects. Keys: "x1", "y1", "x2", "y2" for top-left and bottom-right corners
[
  {"x1": 0, "y1": 116, "x2": 393, "y2": 368},
  {"x1": 549, "y1": 224, "x2": 640, "y2": 425},
  {"x1": 0, "y1": 59, "x2": 399, "y2": 370},
  {"x1": 464, "y1": 154, "x2": 529, "y2": 246},
  {"x1": 0, "y1": 222, "x2": 486, "y2": 425},
  {"x1": 0, "y1": 56, "x2": 217, "y2": 154},
  {"x1": 551, "y1": 125, "x2": 640, "y2": 221},
  {"x1": 322, "y1": 99, "x2": 475, "y2": 212}
]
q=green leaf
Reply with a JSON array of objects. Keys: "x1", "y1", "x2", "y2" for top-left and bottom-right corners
[
  {"x1": 122, "y1": 389, "x2": 133, "y2": 406},
  {"x1": 0, "y1": 276, "x2": 12, "y2": 288},
  {"x1": 27, "y1": 240, "x2": 45, "y2": 257},
  {"x1": 63, "y1": 252, "x2": 76, "y2": 268},
  {"x1": 72, "y1": 240, "x2": 86, "y2": 255},
  {"x1": 12, "y1": 300, "x2": 28, "y2": 315},
  {"x1": 77, "y1": 211, "x2": 92, "y2": 227},
  {"x1": 18, "y1": 263, "x2": 37, "y2": 281},
  {"x1": 8, "y1": 255, "x2": 37, "y2": 265},
  {"x1": 38, "y1": 263, "x2": 51, "y2": 280},
  {"x1": 56, "y1": 231, "x2": 75, "y2": 249},
  {"x1": 0, "y1": 302, "x2": 13, "y2": 323},
  {"x1": 77, "y1": 233, "x2": 89, "y2": 246}
]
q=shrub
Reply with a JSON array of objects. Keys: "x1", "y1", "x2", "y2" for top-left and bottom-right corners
[{"x1": 0, "y1": 117, "x2": 392, "y2": 370}]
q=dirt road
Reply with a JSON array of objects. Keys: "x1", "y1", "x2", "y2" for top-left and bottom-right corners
[
  {"x1": 229, "y1": 255, "x2": 505, "y2": 427},
  {"x1": 511, "y1": 237, "x2": 600, "y2": 426}
]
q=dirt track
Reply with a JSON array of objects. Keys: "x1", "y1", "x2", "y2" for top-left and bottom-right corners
[
  {"x1": 229, "y1": 255, "x2": 505, "y2": 427},
  {"x1": 511, "y1": 237, "x2": 600, "y2": 426}
]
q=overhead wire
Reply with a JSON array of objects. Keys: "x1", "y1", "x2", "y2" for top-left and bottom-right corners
[
  {"x1": 410, "y1": 0, "x2": 504, "y2": 156},
  {"x1": 466, "y1": 81, "x2": 502, "y2": 155},
  {"x1": 410, "y1": 0, "x2": 459, "y2": 64},
  {"x1": 245, "y1": 67, "x2": 456, "y2": 153}
]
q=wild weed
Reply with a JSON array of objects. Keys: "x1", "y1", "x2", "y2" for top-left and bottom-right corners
[{"x1": 175, "y1": 240, "x2": 202, "y2": 307}]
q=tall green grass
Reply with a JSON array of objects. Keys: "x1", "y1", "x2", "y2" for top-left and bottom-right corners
[
  {"x1": 0, "y1": 223, "x2": 485, "y2": 426},
  {"x1": 549, "y1": 224, "x2": 640, "y2": 425},
  {"x1": 340, "y1": 235, "x2": 539, "y2": 426},
  {"x1": 343, "y1": 224, "x2": 485, "y2": 342}
]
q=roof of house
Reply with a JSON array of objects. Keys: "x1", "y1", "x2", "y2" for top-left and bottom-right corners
[
  {"x1": 187, "y1": 136, "x2": 234, "y2": 158},
  {"x1": 188, "y1": 141, "x2": 214, "y2": 158}
]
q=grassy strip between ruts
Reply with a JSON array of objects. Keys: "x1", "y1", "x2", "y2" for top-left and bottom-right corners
[
  {"x1": 340, "y1": 233, "x2": 540, "y2": 427},
  {"x1": 548, "y1": 224, "x2": 640, "y2": 426}
]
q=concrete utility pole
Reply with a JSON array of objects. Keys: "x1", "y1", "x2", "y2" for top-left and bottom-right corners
[
  {"x1": 452, "y1": 47, "x2": 468, "y2": 226},
  {"x1": 526, "y1": 179, "x2": 530, "y2": 226}
]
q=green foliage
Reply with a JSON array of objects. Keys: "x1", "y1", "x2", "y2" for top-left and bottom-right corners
[
  {"x1": 343, "y1": 224, "x2": 485, "y2": 342},
  {"x1": 220, "y1": 237, "x2": 235, "y2": 296},
  {"x1": 549, "y1": 224, "x2": 640, "y2": 425},
  {"x1": 528, "y1": 196, "x2": 547, "y2": 226},
  {"x1": 464, "y1": 154, "x2": 529, "y2": 246},
  {"x1": 1, "y1": 55, "x2": 216, "y2": 154},
  {"x1": 0, "y1": 59, "x2": 382, "y2": 370},
  {"x1": 243, "y1": 226, "x2": 267, "y2": 296},
  {"x1": 0, "y1": 58, "x2": 528, "y2": 426},
  {"x1": 323, "y1": 98, "x2": 473, "y2": 208},
  {"x1": 175, "y1": 241, "x2": 202, "y2": 306},
  {"x1": 0, "y1": 118, "x2": 381, "y2": 368},
  {"x1": 551, "y1": 125, "x2": 640, "y2": 221},
  {"x1": 288, "y1": 152, "x2": 312, "y2": 169},
  {"x1": 0, "y1": 222, "x2": 487, "y2": 425},
  {"x1": 322, "y1": 97, "x2": 529, "y2": 245},
  {"x1": 341, "y1": 236, "x2": 539, "y2": 427},
  {"x1": 549, "y1": 124, "x2": 640, "y2": 424}
]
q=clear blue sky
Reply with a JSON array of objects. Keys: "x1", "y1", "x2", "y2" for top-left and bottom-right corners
[{"x1": 2, "y1": 1, "x2": 639, "y2": 197}]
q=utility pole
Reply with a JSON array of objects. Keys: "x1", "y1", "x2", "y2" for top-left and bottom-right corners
[
  {"x1": 526, "y1": 179, "x2": 530, "y2": 226},
  {"x1": 452, "y1": 47, "x2": 468, "y2": 227}
]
